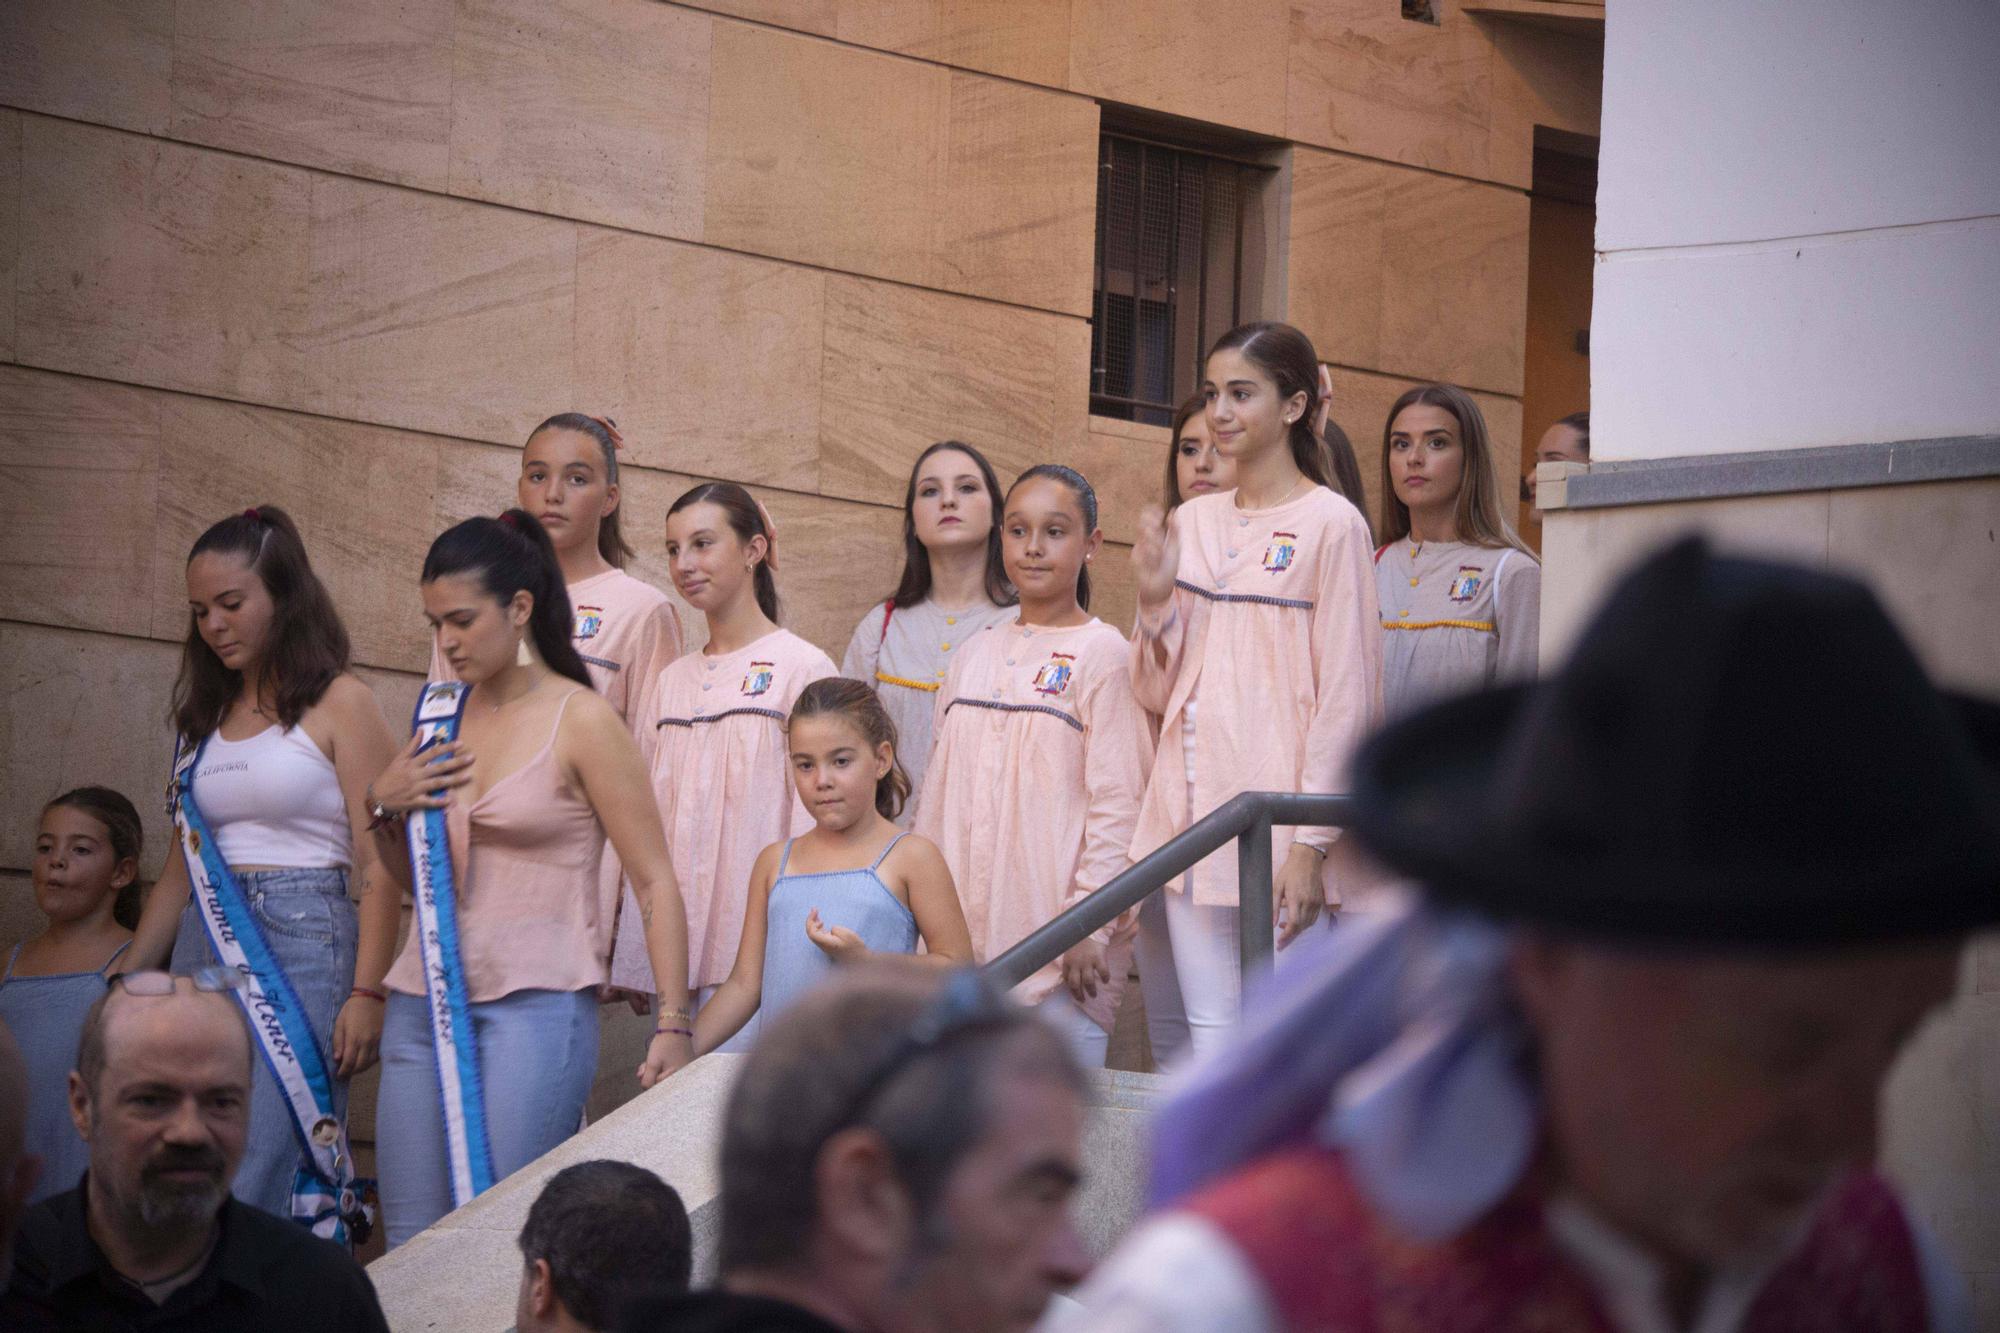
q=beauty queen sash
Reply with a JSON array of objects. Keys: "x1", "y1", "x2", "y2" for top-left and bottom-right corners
[
  {"x1": 403, "y1": 681, "x2": 497, "y2": 1207},
  {"x1": 170, "y1": 735, "x2": 371, "y2": 1246}
]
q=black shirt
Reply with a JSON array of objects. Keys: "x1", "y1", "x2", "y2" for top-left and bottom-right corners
[
  {"x1": 11, "y1": 1181, "x2": 391, "y2": 1332},
  {"x1": 619, "y1": 1289, "x2": 851, "y2": 1333}
]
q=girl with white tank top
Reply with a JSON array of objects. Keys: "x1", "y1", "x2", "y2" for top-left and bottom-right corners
[{"x1": 122, "y1": 506, "x2": 402, "y2": 1226}]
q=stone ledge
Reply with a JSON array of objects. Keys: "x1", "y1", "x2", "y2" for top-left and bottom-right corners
[{"x1": 367, "y1": 1055, "x2": 1162, "y2": 1333}]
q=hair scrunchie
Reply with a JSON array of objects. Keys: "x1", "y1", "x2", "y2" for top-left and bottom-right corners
[
  {"x1": 242, "y1": 506, "x2": 262, "y2": 523},
  {"x1": 587, "y1": 415, "x2": 625, "y2": 450}
]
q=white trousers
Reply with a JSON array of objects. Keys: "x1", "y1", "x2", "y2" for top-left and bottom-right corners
[
  {"x1": 1036, "y1": 989, "x2": 1109, "y2": 1070},
  {"x1": 1164, "y1": 880, "x2": 1332, "y2": 1063}
]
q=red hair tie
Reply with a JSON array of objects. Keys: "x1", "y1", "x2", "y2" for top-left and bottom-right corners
[
  {"x1": 498, "y1": 511, "x2": 521, "y2": 531},
  {"x1": 243, "y1": 506, "x2": 262, "y2": 523},
  {"x1": 587, "y1": 415, "x2": 625, "y2": 450}
]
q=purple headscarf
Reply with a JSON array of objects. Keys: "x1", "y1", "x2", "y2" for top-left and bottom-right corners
[{"x1": 1147, "y1": 898, "x2": 1539, "y2": 1241}]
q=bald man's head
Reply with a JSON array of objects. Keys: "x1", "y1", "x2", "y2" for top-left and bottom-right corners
[
  {"x1": 76, "y1": 980, "x2": 253, "y2": 1099},
  {"x1": 70, "y1": 979, "x2": 254, "y2": 1239}
]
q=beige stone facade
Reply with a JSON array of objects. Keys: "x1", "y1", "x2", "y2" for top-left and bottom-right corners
[{"x1": 0, "y1": 0, "x2": 1600, "y2": 907}]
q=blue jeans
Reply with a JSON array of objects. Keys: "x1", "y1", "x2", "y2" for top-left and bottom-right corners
[
  {"x1": 173, "y1": 866, "x2": 356, "y2": 1220},
  {"x1": 376, "y1": 987, "x2": 600, "y2": 1248}
]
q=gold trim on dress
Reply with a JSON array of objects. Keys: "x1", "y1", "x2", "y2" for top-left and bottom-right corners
[
  {"x1": 875, "y1": 671, "x2": 942, "y2": 693},
  {"x1": 1381, "y1": 619, "x2": 1496, "y2": 633}
]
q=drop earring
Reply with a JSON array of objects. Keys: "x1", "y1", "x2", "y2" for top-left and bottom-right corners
[{"x1": 516, "y1": 634, "x2": 533, "y2": 667}]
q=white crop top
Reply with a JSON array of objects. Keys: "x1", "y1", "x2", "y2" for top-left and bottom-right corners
[{"x1": 190, "y1": 726, "x2": 352, "y2": 869}]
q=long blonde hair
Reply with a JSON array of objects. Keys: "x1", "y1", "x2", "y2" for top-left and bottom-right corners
[{"x1": 1378, "y1": 384, "x2": 1530, "y2": 554}]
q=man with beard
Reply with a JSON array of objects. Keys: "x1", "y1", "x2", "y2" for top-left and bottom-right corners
[
  {"x1": 1058, "y1": 538, "x2": 1994, "y2": 1332},
  {"x1": 10, "y1": 970, "x2": 390, "y2": 1331}
]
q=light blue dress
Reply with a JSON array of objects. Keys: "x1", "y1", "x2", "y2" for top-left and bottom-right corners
[
  {"x1": 762, "y1": 833, "x2": 920, "y2": 1020},
  {"x1": 0, "y1": 939, "x2": 129, "y2": 1203}
]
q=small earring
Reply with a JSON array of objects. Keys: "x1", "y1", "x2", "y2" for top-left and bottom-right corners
[{"x1": 516, "y1": 636, "x2": 533, "y2": 667}]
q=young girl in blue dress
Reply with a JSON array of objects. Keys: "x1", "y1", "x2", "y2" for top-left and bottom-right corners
[{"x1": 692, "y1": 678, "x2": 972, "y2": 1052}]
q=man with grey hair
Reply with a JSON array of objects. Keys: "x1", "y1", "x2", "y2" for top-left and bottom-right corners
[
  {"x1": 622, "y1": 965, "x2": 1092, "y2": 1333},
  {"x1": 10, "y1": 971, "x2": 389, "y2": 1331}
]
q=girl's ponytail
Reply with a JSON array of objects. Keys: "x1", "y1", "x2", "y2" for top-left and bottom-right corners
[{"x1": 423, "y1": 510, "x2": 593, "y2": 688}]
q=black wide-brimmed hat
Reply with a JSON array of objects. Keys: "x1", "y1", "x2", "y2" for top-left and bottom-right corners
[{"x1": 1350, "y1": 536, "x2": 2000, "y2": 947}]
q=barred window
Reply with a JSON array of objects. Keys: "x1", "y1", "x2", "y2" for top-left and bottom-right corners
[{"x1": 1089, "y1": 131, "x2": 1277, "y2": 427}]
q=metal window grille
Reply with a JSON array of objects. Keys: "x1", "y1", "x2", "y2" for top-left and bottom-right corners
[{"x1": 1090, "y1": 133, "x2": 1274, "y2": 427}]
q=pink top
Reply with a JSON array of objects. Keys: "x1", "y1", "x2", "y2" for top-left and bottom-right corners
[
  {"x1": 611, "y1": 628, "x2": 838, "y2": 991},
  {"x1": 914, "y1": 616, "x2": 1153, "y2": 1026},
  {"x1": 384, "y1": 690, "x2": 608, "y2": 1002},
  {"x1": 1130, "y1": 487, "x2": 1384, "y2": 908},
  {"x1": 430, "y1": 567, "x2": 682, "y2": 940}
]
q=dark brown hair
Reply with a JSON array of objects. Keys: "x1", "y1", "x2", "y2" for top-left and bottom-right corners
[
  {"x1": 43, "y1": 786, "x2": 144, "y2": 930},
  {"x1": 519, "y1": 1161, "x2": 692, "y2": 1321},
  {"x1": 1161, "y1": 392, "x2": 1210, "y2": 511},
  {"x1": 1205, "y1": 322, "x2": 1335, "y2": 490},
  {"x1": 172, "y1": 506, "x2": 352, "y2": 743},
  {"x1": 422, "y1": 510, "x2": 593, "y2": 687},
  {"x1": 1556, "y1": 410, "x2": 1591, "y2": 458},
  {"x1": 667, "y1": 483, "x2": 780, "y2": 622},
  {"x1": 527, "y1": 413, "x2": 634, "y2": 567},
  {"x1": 888, "y1": 442, "x2": 1016, "y2": 611},
  {"x1": 790, "y1": 678, "x2": 911, "y2": 820},
  {"x1": 1006, "y1": 464, "x2": 1098, "y2": 611},
  {"x1": 1321, "y1": 415, "x2": 1374, "y2": 543},
  {"x1": 1378, "y1": 384, "x2": 1530, "y2": 554}
]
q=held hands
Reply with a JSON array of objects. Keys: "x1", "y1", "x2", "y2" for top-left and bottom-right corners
[
  {"x1": 806, "y1": 909, "x2": 869, "y2": 964},
  {"x1": 1274, "y1": 844, "x2": 1329, "y2": 950},
  {"x1": 637, "y1": 1029, "x2": 693, "y2": 1089},
  {"x1": 1060, "y1": 937, "x2": 1112, "y2": 1004},
  {"x1": 331, "y1": 995, "x2": 385, "y2": 1078},
  {"x1": 370, "y1": 733, "x2": 474, "y2": 816},
  {"x1": 1133, "y1": 504, "x2": 1180, "y2": 612},
  {"x1": 597, "y1": 984, "x2": 652, "y2": 1016}
]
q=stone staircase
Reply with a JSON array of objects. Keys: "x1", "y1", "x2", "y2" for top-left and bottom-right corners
[{"x1": 366, "y1": 1054, "x2": 1164, "y2": 1332}]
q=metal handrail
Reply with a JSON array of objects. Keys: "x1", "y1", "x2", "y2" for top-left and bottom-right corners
[{"x1": 983, "y1": 792, "x2": 1354, "y2": 989}]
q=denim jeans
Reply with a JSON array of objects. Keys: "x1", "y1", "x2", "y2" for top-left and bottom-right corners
[
  {"x1": 376, "y1": 987, "x2": 600, "y2": 1248},
  {"x1": 173, "y1": 866, "x2": 356, "y2": 1220}
]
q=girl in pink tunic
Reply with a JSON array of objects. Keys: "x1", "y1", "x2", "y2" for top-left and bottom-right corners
[
  {"x1": 428, "y1": 415, "x2": 685, "y2": 992},
  {"x1": 917, "y1": 465, "x2": 1154, "y2": 1068},
  {"x1": 610, "y1": 484, "x2": 837, "y2": 1049},
  {"x1": 1129, "y1": 322, "x2": 1384, "y2": 1059}
]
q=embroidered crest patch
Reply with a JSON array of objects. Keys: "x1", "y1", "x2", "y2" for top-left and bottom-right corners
[
  {"x1": 573, "y1": 606, "x2": 604, "y2": 641},
  {"x1": 1032, "y1": 653, "x2": 1076, "y2": 697},
  {"x1": 742, "y1": 662, "x2": 776, "y2": 697},
  {"x1": 1449, "y1": 566, "x2": 1485, "y2": 602},
  {"x1": 1263, "y1": 532, "x2": 1298, "y2": 573}
]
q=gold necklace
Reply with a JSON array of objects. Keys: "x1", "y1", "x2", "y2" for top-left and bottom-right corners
[{"x1": 1237, "y1": 474, "x2": 1309, "y2": 512}]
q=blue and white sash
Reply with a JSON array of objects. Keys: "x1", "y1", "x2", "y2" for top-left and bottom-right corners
[
  {"x1": 170, "y1": 735, "x2": 370, "y2": 1246},
  {"x1": 403, "y1": 681, "x2": 497, "y2": 1207}
]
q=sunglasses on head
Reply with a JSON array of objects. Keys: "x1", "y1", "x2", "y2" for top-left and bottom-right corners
[
  {"x1": 829, "y1": 968, "x2": 1018, "y2": 1132},
  {"x1": 110, "y1": 967, "x2": 246, "y2": 996}
]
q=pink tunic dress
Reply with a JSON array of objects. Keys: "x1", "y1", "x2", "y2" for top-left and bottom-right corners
[
  {"x1": 915, "y1": 616, "x2": 1154, "y2": 1029},
  {"x1": 611, "y1": 629, "x2": 838, "y2": 992},
  {"x1": 430, "y1": 567, "x2": 684, "y2": 947},
  {"x1": 1130, "y1": 487, "x2": 1384, "y2": 908}
]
